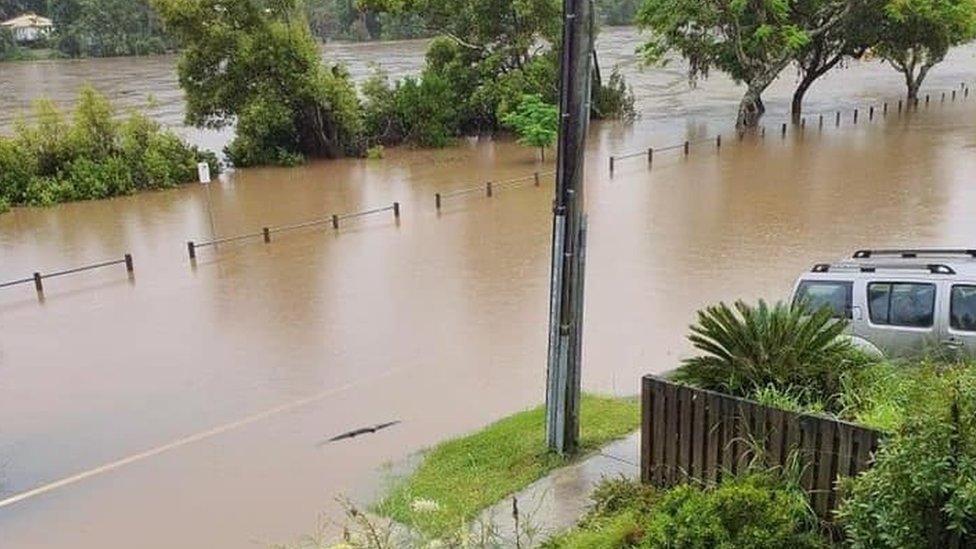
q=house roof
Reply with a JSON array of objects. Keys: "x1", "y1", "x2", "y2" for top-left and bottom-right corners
[{"x1": 1, "y1": 13, "x2": 54, "y2": 29}]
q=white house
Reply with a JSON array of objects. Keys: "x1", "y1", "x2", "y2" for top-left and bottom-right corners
[{"x1": 1, "y1": 13, "x2": 54, "y2": 43}]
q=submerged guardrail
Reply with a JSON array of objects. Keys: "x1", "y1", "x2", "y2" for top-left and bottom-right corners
[
  {"x1": 0, "y1": 254, "x2": 134, "y2": 297},
  {"x1": 609, "y1": 81, "x2": 972, "y2": 175},
  {"x1": 434, "y1": 170, "x2": 555, "y2": 210},
  {"x1": 187, "y1": 203, "x2": 400, "y2": 260}
]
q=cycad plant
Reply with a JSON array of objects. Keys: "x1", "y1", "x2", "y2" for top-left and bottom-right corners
[{"x1": 674, "y1": 300, "x2": 859, "y2": 404}]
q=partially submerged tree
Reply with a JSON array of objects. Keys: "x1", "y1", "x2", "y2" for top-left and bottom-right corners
[
  {"x1": 790, "y1": 0, "x2": 883, "y2": 120},
  {"x1": 502, "y1": 94, "x2": 558, "y2": 161},
  {"x1": 876, "y1": 0, "x2": 976, "y2": 101},
  {"x1": 153, "y1": 0, "x2": 364, "y2": 165},
  {"x1": 637, "y1": 0, "x2": 848, "y2": 129}
]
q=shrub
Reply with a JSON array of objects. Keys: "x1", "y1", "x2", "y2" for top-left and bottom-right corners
[
  {"x1": 593, "y1": 67, "x2": 638, "y2": 121},
  {"x1": 838, "y1": 368, "x2": 976, "y2": 548},
  {"x1": 0, "y1": 138, "x2": 38, "y2": 204},
  {"x1": 15, "y1": 99, "x2": 78, "y2": 177},
  {"x1": 642, "y1": 474, "x2": 825, "y2": 549},
  {"x1": 0, "y1": 195, "x2": 9, "y2": 213},
  {"x1": 502, "y1": 94, "x2": 559, "y2": 160},
  {"x1": 674, "y1": 300, "x2": 868, "y2": 407}
]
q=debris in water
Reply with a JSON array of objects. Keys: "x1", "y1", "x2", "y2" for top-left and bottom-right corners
[{"x1": 320, "y1": 421, "x2": 401, "y2": 445}]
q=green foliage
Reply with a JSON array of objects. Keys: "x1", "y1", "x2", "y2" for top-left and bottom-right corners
[
  {"x1": 155, "y1": 0, "x2": 365, "y2": 164},
  {"x1": 0, "y1": 86, "x2": 218, "y2": 211},
  {"x1": 361, "y1": 68, "x2": 458, "y2": 148},
  {"x1": 876, "y1": 0, "x2": 976, "y2": 99},
  {"x1": 502, "y1": 94, "x2": 558, "y2": 157},
  {"x1": 751, "y1": 384, "x2": 826, "y2": 415},
  {"x1": 593, "y1": 67, "x2": 638, "y2": 121},
  {"x1": 637, "y1": 0, "x2": 844, "y2": 126},
  {"x1": 374, "y1": 395, "x2": 640, "y2": 538},
  {"x1": 642, "y1": 474, "x2": 825, "y2": 549},
  {"x1": 47, "y1": 0, "x2": 172, "y2": 58},
  {"x1": 546, "y1": 474, "x2": 826, "y2": 549},
  {"x1": 0, "y1": 26, "x2": 19, "y2": 61},
  {"x1": 304, "y1": 0, "x2": 429, "y2": 41},
  {"x1": 837, "y1": 364, "x2": 976, "y2": 548},
  {"x1": 674, "y1": 300, "x2": 865, "y2": 406}
]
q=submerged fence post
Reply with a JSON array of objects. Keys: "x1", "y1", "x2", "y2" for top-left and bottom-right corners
[
  {"x1": 884, "y1": 102, "x2": 889, "y2": 115},
  {"x1": 898, "y1": 99, "x2": 903, "y2": 113},
  {"x1": 942, "y1": 91, "x2": 947, "y2": 103},
  {"x1": 534, "y1": 172, "x2": 541, "y2": 186},
  {"x1": 761, "y1": 126, "x2": 766, "y2": 139},
  {"x1": 781, "y1": 123, "x2": 787, "y2": 138},
  {"x1": 486, "y1": 181, "x2": 493, "y2": 197},
  {"x1": 393, "y1": 202, "x2": 401, "y2": 219},
  {"x1": 33, "y1": 272, "x2": 43, "y2": 294},
  {"x1": 609, "y1": 156, "x2": 615, "y2": 174},
  {"x1": 853, "y1": 109, "x2": 859, "y2": 124},
  {"x1": 869, "y1": 106, "x2": 875, "y2": 120},
  {"x1": 801, "y1": 117, "x2": 806, "y2": 131},
  {"x1": 187, "y1": 241, "x2": 196, "y2": 260},
  {"x1": 683, "y1": 141, "x2": 690, "y2": 155},
  {"x1": 953, "y1": 90, "x2": 957, "y2": 101},
  {"x1": 648, "y1": 147, "x2": 654, "y2": 164},
  {"x1": 435, "y1": 193, "x2": 442, "y2": 210},
  {"x1": 926, "y1": 94, "x2": 930, "y2": 106},
  {"x1": 716, "y1": 135, "x2": 722, "y2": 149},
  {"x1": 819, "y1": 114, "x2": 824, "y2": 130},
  {"x1": 835, "y1": 111, "x2": 841, "y2": 126},
  {"x1": 262, "y1": 227, "x2": 271, "y2": 243},
  {"x1": 331, "y1": 214, "x2": 339, "y2": 230},
  {"x1": 124, "y1": 254, "x2": 134, "y2": 273}
]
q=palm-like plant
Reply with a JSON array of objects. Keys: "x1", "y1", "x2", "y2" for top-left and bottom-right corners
[{"x1": 674, "y1": 300, "x2": 859, "y2": 403}]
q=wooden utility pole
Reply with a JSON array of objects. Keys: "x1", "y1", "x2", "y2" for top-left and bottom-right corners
[{"x1": 546, "y1": 0, "x2": 594, "y2": 455}]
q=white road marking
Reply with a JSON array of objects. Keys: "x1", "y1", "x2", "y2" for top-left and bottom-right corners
[{"x1": 0, "y1": 368, "x2": 404, "y2": 510}]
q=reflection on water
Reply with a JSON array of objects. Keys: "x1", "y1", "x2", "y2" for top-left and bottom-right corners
[{"x1": 0, "y1": 27, "x2": 975, "y2": 549}]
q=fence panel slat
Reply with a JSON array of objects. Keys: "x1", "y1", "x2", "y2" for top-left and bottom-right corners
[
  {"x1": 720, "y1": 396, "x2": 736, "y2": 478},
  {"x1": 652, "y1": 380, "x2": 667, "y2": 485},
  {"x1": 677, "y1": 386, "x2": 693, "y2": 481},
  {"x1": 641, "y1": 376, "x2": 653, "y2": 484},
  {"x1": 833, "y1": 424, "x2": 855, "y2": 509},
  {"x1": 691, "y1": 392, "x2": 706, "y2": 478},
  {"x1": 663, "y1": 382, "x2": 679, "y2": 486},
  {"x1": 799, "y1": 416, "x2": 818, "y2": 493},
  {"x1": 735, "y1": 401, "x2": 753, "y2": 473},
  {"x1": 815, "y1": 420, "x2": 836, "y2": 516},
  {"x1": 705, "y1": 393, "x2": 721, "y2": 483}
]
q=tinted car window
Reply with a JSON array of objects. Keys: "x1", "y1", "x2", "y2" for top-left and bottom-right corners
[
  {"x1": 951, "y1": 285, "x2": 976, "y2": 332},
  {"x1": 794, "y1": 281, "x2": 853, "y2": 318},
  {"x1": 868, "y1": 283, "x2": 936, "y2": 328}
]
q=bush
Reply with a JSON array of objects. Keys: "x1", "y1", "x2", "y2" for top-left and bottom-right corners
[
  {"x1": 838, "y1": 366, "x2": 976, "y2": 548},
  {"x1": 642, "y1": 474, "x2": 825, "y2": 549},
  {"x1": 593, "y1": 67, "x2": 638, "y2": 121},
  {"x1": 1, "y1": 87, "x2": 219, "y2": 212},
  {"x1": 674, "y1": 300, "x2": 869, "y2": 408},
  {"x1": 502, "y1": 94, "x2": 559, "y2": 160},
  {"x1": 546, "y1": 474, "x2": 826, "y2": 549}
]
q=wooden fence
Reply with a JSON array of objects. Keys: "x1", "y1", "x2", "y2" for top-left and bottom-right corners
[{"x1": 640, "y1": 375, "x2": 883, "y2": 518}]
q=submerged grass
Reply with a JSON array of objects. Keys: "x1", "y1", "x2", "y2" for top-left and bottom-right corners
[{"x1": 374, "y1": 394, "x2": 640, "y2": 537}]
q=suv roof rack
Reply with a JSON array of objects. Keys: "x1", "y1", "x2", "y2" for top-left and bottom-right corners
[
  {"x1": 853, "y1": 249, "x2": 976, "y2": 259},
  {"x1": 813, "y1": 263, "x2": 957, "y2": 275}
]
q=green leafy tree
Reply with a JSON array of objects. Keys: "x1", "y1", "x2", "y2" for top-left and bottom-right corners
[
  {"x1": 0, "y1": 26, "x2": 18, "y2": 60},
  {"x1": 596, "y1": 0, "x2": 639, "y2": 25},
  {"x1": 153, "y1": 0, "x2": 364, "y2": 165},
  {"x1": 876, "y1": 0, "x2": 976, "y2": 101},
  {"x1": 0, "y1": 0, "x2": 48, "y2": 20},
  {"x1": 502, "y1": 94, "x2": 558, "y2": 161},
  {"x1": 790, "y1": 0, "x2": 884, "y2": 119},
  {"x1": 637, "y1": 0, "x2": 848, "y2": 129}
]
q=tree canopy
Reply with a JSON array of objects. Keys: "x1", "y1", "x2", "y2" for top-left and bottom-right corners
[
  {"x1": 638, "y1": 0, "x2": 849, "y2": 128},
  {"x1": 502, "y1": 94, "x2": 559, "y2": 160},
  {"x1": 153, "y1": 0, "x2": 364, "y2": 165},
  {"x1": 876, "y1": 0, "x2": 976, "y2": 100}
]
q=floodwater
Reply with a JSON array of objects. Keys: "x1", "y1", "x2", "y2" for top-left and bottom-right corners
[{"x1": 1, "y1": 27, "x2": 975, "y2": 548}]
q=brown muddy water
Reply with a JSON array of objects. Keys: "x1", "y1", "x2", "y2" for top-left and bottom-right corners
[{"x1": 1, "y1": 27, "x2": 975, "y2": 548}]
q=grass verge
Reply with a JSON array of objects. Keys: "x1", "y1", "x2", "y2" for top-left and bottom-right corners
[{"x1": 374, "y1": 394, "x2": 640, "y2": 537}]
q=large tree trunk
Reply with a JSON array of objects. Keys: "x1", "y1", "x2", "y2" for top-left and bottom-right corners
[
  {"x1": 737, "y1": 85, "x2": 767, "y2": 129},
  {"x1": 791, "y1": 76, "x2": 816, "y2": 123}
]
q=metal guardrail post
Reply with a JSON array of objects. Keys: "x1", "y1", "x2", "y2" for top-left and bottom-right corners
[
  {"x1": 835, "y1": 111, "x2": 841, "y2": 126},
  {"x1": 435, "y1": 193, "x2": 442, "y2": 210},
  {"x1": 393, "y1": 202, "x2": 401, "y2": 218},
  {"x1": 819, "y1": 114, "x2": 824, "y2": 130},
  {"x1": 781, "y1": 123, "x2": 787, "y2": 138},
  {"x1": 898, "y1": 99, "x2": 903, "y2": 113},
  {"x1": 609, "y1": 156, "x2": 615, "y2": 174},
  {"x1": 486, "y1": 181, "x2": 493, "y2": 197},
  {"x1": 683, "y1": 141, "x2": 689, "y2": 155},
  {"x1": 853, "y1": 108, "x2": 859, "y2": 124},
  {"x1": 952, "y1": 90, "x2": 957, "y2": 101},
  {"x1": 869, "y1": 106, "x2": 874, "y2": 120},
  {"x1": 331, "y1": 215, "x2": 339, "y2": 230},
  {"x1": 33, "y1": 272, "x2": 43, "y2": 294},
  {"x1": 125, "y1": 254, "x2": 134, "y2": 273},
  {"x1": 534, "y1": 172, "x2": 541, "y2": 186},
  {"x1": 263, "y1": 228, "x2": 271, "y2": 243},
  {"x1": 187, "y1": 241, "x2": 196, "y2": 260},
  {"x1": 716, "y1": 135, "x2": 721, "y2": 149}
]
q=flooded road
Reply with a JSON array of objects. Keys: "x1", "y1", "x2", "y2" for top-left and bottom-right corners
[{"x1": 1, "y1": 27, "x2": 976, "y2": 548}]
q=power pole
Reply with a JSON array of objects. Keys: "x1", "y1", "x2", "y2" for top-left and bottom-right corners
[{"x1": 546, "y1": 0, "x2": 594, "y2": 455}]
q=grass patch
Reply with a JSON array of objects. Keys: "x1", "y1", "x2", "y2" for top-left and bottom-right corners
[{"x1": 374, "y1": 394, "x2": 640, "y2": 537}]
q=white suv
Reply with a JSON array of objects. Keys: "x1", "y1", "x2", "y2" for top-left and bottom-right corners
[{"x1": 791, "y1": 249, "x2": 976, "y2": 358}]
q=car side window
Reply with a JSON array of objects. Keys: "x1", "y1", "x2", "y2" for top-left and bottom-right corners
[
  {"x1": 867, "y1": 282, "x2": 936, "y2": 328},
  {"x1": 951, "y1": 285, "x2": 976, "y2": 332},
  {"x1": 794, "y1": 281, "x2": 853, "y2": 318}
]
